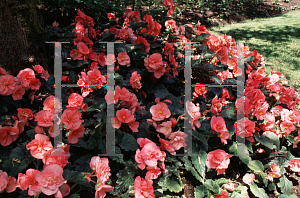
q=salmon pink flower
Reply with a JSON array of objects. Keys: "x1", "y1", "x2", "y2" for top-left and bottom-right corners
[
  {"x1": 206, "y1": 149, "x2": 232, "y2": 175},
  {"x1": 117, "y1": 51, "x2": 130, "y2": 67},
  {"x1": 67, "y1": 93, "x2": 84, "y2": 109},
  {"x1": 158, "y1": 135, "x2": 176, "y2": 155},
  {"x1": 129, "y1": 119, "x2": 139, "y2": 132},
  {"x1": 0, "y1": 170, "x2": 8, "y2": 193},
  {"x1": 168, "y1": 131, "x2": 188, "y2": 150},
  {"x1": 6, "y1": 176, "x2": 17, "y2": 193},
  {"x1": 227, "y1": 56, "x2": 238, "y2": 70},
  {"x1": 17, "y1": 68, "x2": 35, "y2": 89},
  {"x1": 35, "y1": 164, "x2": 65, "y2": 196},
  {"x1": 211, "y1": 116, "x2": 229, "y2": 134},
  {"x1": 267, "y1": 162, "x2": 281, "y2": 182},
  {"x1": 26, "y1": 134, "x2": 53, "y2": 159},
  {"x1": 0, "y1": 75, "x2": 16, "y2": 95},
  {"x1": 87, "y1": 67, "x2": 107, "y2": 88},
  {"x1": 62, "y1": 107, "x2": 83, "y2": 130},
  {"x1": 134, "y1": 176, "x2": 155, "y2": 198},
  {"x1": 34, "y1": 110, "x2": 54, "y2": 127},
  {"x1": 145, "y1": 166, "x2": 161, "y2": 180},
  {"x1": 148, "y1": 53, "x2": 163, "y2": 70},
  {"x1": 12, "y1": 85, "x2": 25, "y2": 100},
  {"x1": 211, "y1": 95, "x2": 223, "y2": 115},
  {"x1": 68, "y1": 125, "x2": 85, "y2": 144},
  {"x1": 242, "y1": 173, "x2": 255, "y2": 185},
  {"x1": 32, "y1": 65, "x2": 44, "y2": 74},
  {"x1": 289, "y1": 158, "x2": 300, "y2": 174},
  {"x1": 111, "y1": 117, "x2": 122, "y2": 129},
  {"x1": 0, "y1": 66, "x2": 7, "y2": 75},
  {"x1": 165, "y1": 19, "x2": 177, "y2": 29},
  {"x1": 129, "y1": 71, "x2": 142, "y2": 89},
  {"x1": 43, "y1": 95, "x2": 62, "y2": 114},
  {"x1": 17, "y1": 169, "x2": 40, "y2": 195},
  {"x1": 135, "y1": 149, "x2": 146, "y2": 170},
  {"x1": 223, "y1": 183, "x2": 234, "y2": 191},
  {"x1": 150, "y1": 102, "x2": 171, "y2": 121},
  {"x1": 42, "y1": 147, "x2": 70, "y2": 168},
  {"x1": 156, "y1": 121, "x2": 173, "y2": 138},
  {"x1": 253, "y1": 101, "x2": 269, "y2": 120},
  {"x1": 194, "y1": 83, "x2": 207, "y2": 98},
  {"x1": 105, "y1": 89, "x2": 120, "y2": 105},
  {"x1": 137, "y1": 138, "x2": 153, "y2": 148},
  {"x1": 280, "y1": 121, "x2": 295, "y2": 135},
  {"x1": 116, "y1": 108, "x2": 135, "y2": 123},
  {"x1": 70, "y1": 49, "x2": 83, "y2": 60},
  {"x1": 140, "y1": 142, "x2": 163, "y2": 167},
  {"x1": 214, "y1": 191, "x2": 228, "y2": 198},
  {"x1": 17, "y1": 108, "x2": 33, "y2": 122},
  {"x1": 186, "y1": 101, "x2": 201, "y2": 130},
  {"x1": 235, "y1": 118, "x2": 255, "y2": 138},
  {"x1": 0, "y1": 126, "x2": 19, "y2": 146},
  {"x1": 77, "y1": 42, "x2": 89, "y2": 55},
  {"x1": 95, "y1": 184, "x2": 114, "y2": 198},
  {"x1": 90, "y1": 156, "x2": 111, "y2": 184}
]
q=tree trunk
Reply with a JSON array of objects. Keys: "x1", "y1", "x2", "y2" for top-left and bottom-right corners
[{"x1": 0, "y1": 0, "x2": 48, "y2": 76}]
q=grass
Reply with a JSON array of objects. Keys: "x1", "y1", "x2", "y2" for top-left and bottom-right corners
[{"x1": 208, "y1": 10, "x2": 300, "y2": 91}]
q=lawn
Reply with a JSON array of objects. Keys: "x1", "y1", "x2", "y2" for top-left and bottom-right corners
[{"x1": 208, "y1": 10, "x2": 300, "y2": 91}]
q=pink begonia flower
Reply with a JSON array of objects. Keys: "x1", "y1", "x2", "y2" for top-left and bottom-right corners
[
  {"x1": 186, "y1": 101, "x2": 201, "y2": 130},
  {"x1": 12, "y1": 85, "x2": 25, "y2": 100},
  {"x1": 0, "y1": 66, "x2": 7, "y2": 75},
  {"x1": 168, "y1": 131, "x2": 188, "y2": 150},
  {"x1": 0, "y1": 74, "x2": 16, "y2": 96},
  {"x1": 140, "y1": 142, "x2": 163, "y2": 167},
  {"x1": 214, "y1": 191, "x2": 229, "y2": 198},
  {"x1": 116, "y1": 108, "x2": 135, "y2": 123},
  {"x1": 211, "y1": 116, "x2": 229, "y2": 134},
  {"x1": 135, "y1": 149, "x2": 146, "y2": 170},
  {"x1": 150, "y1": 102, "x2": 171, "y2": 121},
  {"x1": 95, "y1": 184, "x2": 114, "y2": 198},
  {"x1": 223, "y1": 182, "x2": 234, "y2": 191},
  {"x1": 105, "y1": 89, "x2": 120, "y2": 105},
  {"x1": 35, "y1": 164, "x2": 65, "y2": 196},
  {"x1": 52, "y1": 21, "x2": 59, "y2": 28},
  {"x1": 156, "y1": 121, "x2": 173, "y2": 138},
  {"x1": 145, "y1": 166, "x2": 161, "y2": 180},
  {"x1": 148, "y1": 53, "x2": 164, "y2": 69},
  {"x1": 6, "y1": 176, "x2": 17, "y2": 193},
  {"x1": 129, "y1": 119, "x2": 139, "y2": 132},
  {"x1": 235, "y1": 117, "x2": 255, "y2": 138},
  {"x1": 17, "y1": 169, "x2": 41, "y2": 196},
  {"x1": 211, "y1": 95, "x2": 223, "y2": 115},
  {"x1": 206, "y1": 149, "x2": 232, "y2": 175},
  {"x1": 67, "y1": 93, "x2": 84, "y2": 109},
  {"x1": 137, "y1": 138, "x2": 153, "y2": 148},
  {"x1": 0, "y1": 125, "x2": 19, "y2": 146},
  {"x1": 134, "y1": 176, "x2": 155, "y2": 198},
  {"x1": 158, "y1": 135, "x2": 176, "y2": 155},
  {"x1": 0, "y1": 170, "x2": 8, "y2": 193},
  {"x1": 117, "y1": 51, "x2": 130, "y2": 67},
  {"x1": 48, "y1": 124, "x2": 60, "y2": 138},
  {"x1": 87, "y1": 67, "x2": 107, "y2": 88},
  {"x1": 17, "y1": 68, "x2": 35, "y2": 89},
  {"x1": 68, "y1": 125, "x2": 85, "y2": 144},
  {"x1": 289, "y1": 158, "x2": 300, "y2": 174},
  {"x1": 42, "y1": 147, "x2": 70, "y2": 168},
  {"x1": 242, "y1": 173, "x2": 255, "y2": 185},
  {"x1": 111, "y1": 117, "x2": 122, "y2": 129},
  {"x1": 280, "y1": 121, "x2": 295, "y2": 135},
  {"x1": 43, "y1": 95, "x2": 62, "y2": 115},
  {"x1": 90, "y1": 156, "x2": 111, "y2": 184},
  {"x1": 253, "y1": 101, "x2": 269, "y2": 120},
  {"x1": 129, "y1": 71, "x2": 142, "y2": 89},
  {"x1": 62, "y1": 107, "x2": 83, "y2": 130},
  {"x1": 26, "y1": 134, "x2": 53, "y2": 159},
  {"x1": 267, "y1": 162, "x2": 281, "y2": 182}
]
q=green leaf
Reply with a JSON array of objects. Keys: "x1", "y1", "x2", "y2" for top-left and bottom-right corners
[
  {"x1": 118, "y1": 132, "x2": 138, "y2": 151},
  {"x1": 236, "y1": 143, "x2": 251, "y2": 165},
  {"x1": 254, "y1": 132, "x2": 275, "y2": 150},
  {"x1": 194, "y1": 186, "x2": 208, "y2": 198},
  {"x1": 63, "y1": 170, "x2": 92, "y2": 188},
  {"x1": 154, "y1": 88, "x2": 170, "y2": 99},
  {"x1": 112, "y1": 167, "x2": 135, "y2": 195},
  {"x1": 209, "y1": 75, "x2": 222, "y2": 85},
  {"x1": 265, "y1": 131, "x2": 280, "y2": 150},
  {"x1": 268, "y1": 182, "x2": 276, "y2": 191},
  {"x1": 277, "y1": 175, "x2": 292, "y2": 195},
  {"x1": 191, "y1": 151, "x2": 207, "y2": 178},
  {"x1": 204, "y1": 179, "x2": 220, "y2": 193},
  {"x1": 260, "y1": 172, "x2": 268, "y2": 187},
  {"x1": 234, "y1": 185, "x2": 248, "y2": 196},
  {"x1": 249, "y1": 183, "x2": 268, "y2": 198},
  {"x1": 165, "y1": 175, "x2": 184, "y2": 193},
  {"x1": 192, "y1": 130, "x2": 208, "y2": 151},
  {"x1": 248, "y1": 160, "x2": 264, "y2": 174},
  {"x1": 221, "y1": 107, "x2": 236, "y2": 120},
  {"x1": 245, "y1": 56, "x2": 254, "y2": 62},
  {"x1": 182, "y1": 156, "x2": 204, "y2": 183},
  {"x1": 6, "y1": 144, "x2": 31, "y2": 177},
  {"x1": 70, "y1": 194, "x2": 81, "y2": 198}
]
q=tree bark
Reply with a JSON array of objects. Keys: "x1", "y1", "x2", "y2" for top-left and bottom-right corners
[{"x1": 0, "y1": 0, "x2": 48, "y2": 76}]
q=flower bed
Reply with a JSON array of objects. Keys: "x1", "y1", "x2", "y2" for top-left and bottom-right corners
[{"x1": 1, "y1": 0, "x2": 300, "y2": 197}]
